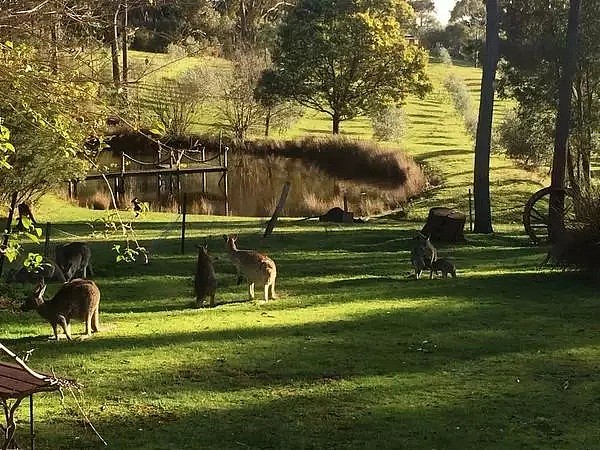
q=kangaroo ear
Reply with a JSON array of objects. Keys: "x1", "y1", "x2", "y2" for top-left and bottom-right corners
[
  {"x1": 222, "y1": 234, "x2": 228, "y2": 241},
  {"x1": 34, "y1": 281, "x2": 46, "y2": 300}
]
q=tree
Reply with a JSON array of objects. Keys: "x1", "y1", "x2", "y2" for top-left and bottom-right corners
[
  {"x1": 449, "y1": 0, "x2": 485, "y2": 65},
  {"x1": 0, "y1": 42, "x2": 98, "y2": 204},
  {"x1": 499, "y1": 0, "x2": 600, "y2": 191},
  {"x1": 258, "y1": 0, "x2": 432, "y2": 134},
  {"x1": 472, "y1": 0, "x2": 499, "y2": 233},
  {"x1": 548, "y1": 0, "x2": 581, "y2": 240},
  {"x1": 214, "y1": 53, "x2": 271, "y2": 140},
  {"x1": 408, "y1": 0, "x2": 436, "y2": 31}
]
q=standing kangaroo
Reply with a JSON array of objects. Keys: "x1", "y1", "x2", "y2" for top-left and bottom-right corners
[
  {"x1": 223, "y1": 235, "x2": 277, "y2": 302},
  {"x1": 194, "y1": 244, "x2": 217, "y2": 308},
  {"x1": 410, "y1": 233, "x2": 437, "y2": 279},
  {"x1": 22, "y1": 279, "x2": 101, "y2": 340},
  {"x1": 55, "y1": 242, "x2": 93, "y2": 281}
]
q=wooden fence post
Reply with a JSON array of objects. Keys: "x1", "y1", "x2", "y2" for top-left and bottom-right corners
[
  {"x1": 180, "y1": 193, "x2": 187, "y2": 254},
  {"x1": 223, "y1": 146, "x2": 229, "y2": 216},
  {"x1": 43, "y1": 222, "x2": 51, "y2": 257}
]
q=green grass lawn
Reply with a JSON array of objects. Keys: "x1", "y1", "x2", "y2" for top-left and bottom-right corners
[
  {"x1": 2, "y1": 212, "x2": 600, "y2": 449},
  {"x1": 1, "y1": 54, "x2": 586, "y2": 450}
]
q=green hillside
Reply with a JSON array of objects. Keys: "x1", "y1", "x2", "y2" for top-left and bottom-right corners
[{"x1": 126, "y1": 52, "x2": 545, "y2": 222}]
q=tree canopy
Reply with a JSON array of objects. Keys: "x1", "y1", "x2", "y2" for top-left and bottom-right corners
[
  {"x1": 257, "y1": 0, "x2": 432, "y2": 134},
  {"x1": 499, "y1": 0, "x2": 600, "y2": 188}
]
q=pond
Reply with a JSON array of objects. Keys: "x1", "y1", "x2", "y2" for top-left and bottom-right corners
[{"x1": 75, "y1": 150, "x2": 419, "y2": 218}]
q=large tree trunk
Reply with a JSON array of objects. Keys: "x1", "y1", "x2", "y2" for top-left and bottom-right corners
[
  {"x1": 548, "y1": 0, "x2": 581, "y2": 241},
  {"x1": 472, "y1": 0, "x2": 499, "y2": 234}
]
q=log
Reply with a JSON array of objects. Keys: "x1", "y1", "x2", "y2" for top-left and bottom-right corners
[
  {"x1": 263, "y1": 181, "x2": 291, "y2": 237},
  {"x1": 421, "y1": 207, "x2": 466, "y2": 243}
]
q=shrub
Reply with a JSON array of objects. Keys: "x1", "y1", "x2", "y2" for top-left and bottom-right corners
[
  {"x1": 546, "y1": 186, "x2": 600, "y2": 274},
  {"x1": 370, "y1": 107, "x2": 407, "y2": 142},
  {"x1": 443, "y1": 73, "x2": 476, "y2": 138},
  {"x1": 431, "y1": 45, "x2": 452, "y2": 65},
  {"x1": 439, "y1": 47, "x2": 453, "y2": 66},
  {"x1": 166, "y1": 43, "x2": 188, "y2": 59},
  {"x1": 495, "y1": 107, "x2": 554, "y2": 167}
]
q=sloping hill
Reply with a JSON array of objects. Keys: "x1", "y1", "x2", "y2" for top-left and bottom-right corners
[{"x1": 126, "y1": 52, "x2": 546, "y2": 223}]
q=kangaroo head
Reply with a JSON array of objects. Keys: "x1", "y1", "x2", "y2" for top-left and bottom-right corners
[
  {"x1": 223, "y1": 235, "x2": 238, "y2": 251},
  {"x1": 197, "y1": 243, "x2": 209, "y2": 256},
  {"x1": 22, "y1": 281, "x2": 46, "y2": 311}
]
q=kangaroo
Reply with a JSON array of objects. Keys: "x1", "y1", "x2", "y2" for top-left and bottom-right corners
[
  {"x1": 55, "y1": 242, "x2": 93, "y2": 281},
  {"x1": 410, "y1": 232, "x2": 437, "y2": 279},
  {"x1": 194, "y1": 244, "x2": 217, "y2": 308},
  {"x1": 223, "y1": 235, "x2": 277, "y2": 301},
  {"x1": 21, "y1": 279, "x2": 101, "y2": 340},
  {"x1": 431, "y1": 257, "x2": 457, "y2": 278},
  {"x1": 7, "y1": 259, "x2": 66, "y2": 284}
]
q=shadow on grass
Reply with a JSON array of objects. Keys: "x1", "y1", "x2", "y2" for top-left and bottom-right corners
[{"x1": 415, "y1": 148, "x2": 471, "y2": 161}]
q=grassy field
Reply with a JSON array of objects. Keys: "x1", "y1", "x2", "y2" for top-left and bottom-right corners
[
  {"x1": 2, "y1": 207, "x2": 600, "y2": 449},
  {"x1": 2, "y1": 54, "x2": 591, "y2": 450}
]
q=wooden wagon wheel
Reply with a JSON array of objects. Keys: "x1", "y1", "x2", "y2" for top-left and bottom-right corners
[{"x1": 523, "y1": 186, "x2": 575, "y2": 244}]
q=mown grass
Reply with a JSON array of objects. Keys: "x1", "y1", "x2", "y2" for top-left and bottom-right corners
[
  {"x1": 1, "y1": 54, "x2": 577, "y2": 450},
  {"x1": 2, "y1": 205, "x2": 600, "y2": 449}
]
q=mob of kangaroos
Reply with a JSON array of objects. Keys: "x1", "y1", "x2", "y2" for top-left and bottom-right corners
[{"x1": 224, "y1": 234, "x2": 277, "y2": 302}]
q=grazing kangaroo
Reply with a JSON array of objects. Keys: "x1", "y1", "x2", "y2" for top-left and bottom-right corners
[
  {"x1": 410, "y1": 233, "x2": 437, "y2": 279},
  {"x1": 431, "y1": 257, "x2": 457, "y2": 278},
  {"x1": 55, "y1": 242, "x2": 93, "y2": 281},
  {"x1": 22, "y1": 279, "x2": 101, "y2": 340},
  {"x1": 194, "y1": 244, "x2": 217, "y2": 308},
  {"x1": 223, "y1": 235, "x2": 277, "y2": 301},
  {"x1": 7, "y1": 259, "x2": 66, "y2": 284}
]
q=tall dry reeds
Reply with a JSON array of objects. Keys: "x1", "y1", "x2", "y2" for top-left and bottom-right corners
[{"x1": 90, "y1": 132, "x2": 428, "y2": 217}]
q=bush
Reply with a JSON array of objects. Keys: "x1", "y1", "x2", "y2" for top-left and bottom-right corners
[
  {"x1": 166, "y1": 43, "x2": 188, "y2": 59},
  {"x1": 370, "y1": 106, "x2": 407, "y2": 142},
  {"x1": 443, "y1": 73, "x2": 476, "y2": 138},
  {"x1": 546, "y1": 186, "x2": 600, "y2": 274},
  {"x1": 495, "y1": 107, "x2": 555, "y2": 167},
  {"x1": 431, "y1": 46, "x2": 452, "y2": 66}
]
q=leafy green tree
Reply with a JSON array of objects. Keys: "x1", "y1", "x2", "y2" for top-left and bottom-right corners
[
  {"x1": 499, "y1": 0, "x2": 600, "y2": 190},
  {"x1": 0, "y1": 42, "x2": 98, "y2": 204},
  {"x1": 449, "y1": 0, "x2": 485, "y2": 64},
  {"x1": 258, "y1": 0, "x2": 431, "y2": 134}
]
